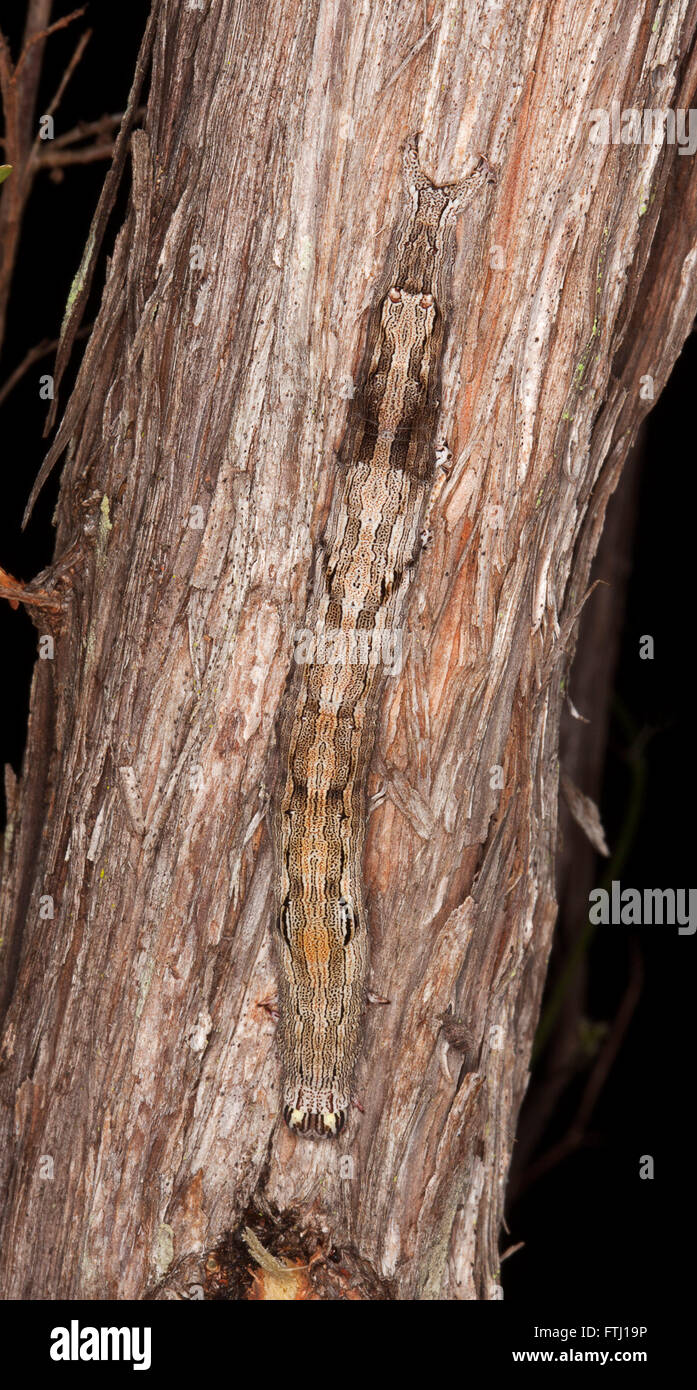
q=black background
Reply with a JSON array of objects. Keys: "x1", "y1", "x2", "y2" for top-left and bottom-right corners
[{"x1": 0, "y1": 1, "x2": 692, "y2": 1309}]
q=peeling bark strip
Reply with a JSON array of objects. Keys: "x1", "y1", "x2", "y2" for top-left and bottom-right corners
[{"x1": 274, "y1": 138, "x2": 491, "y2": 1138}]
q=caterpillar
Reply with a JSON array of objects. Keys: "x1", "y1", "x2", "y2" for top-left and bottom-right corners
[{"x1": 273, "y1": 134, "x2": 490, "y2": 1137}]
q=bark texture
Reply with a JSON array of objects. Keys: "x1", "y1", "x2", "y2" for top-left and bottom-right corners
[{"x1": 1, "y1": 0, "x2": 696, "y2": 1300}]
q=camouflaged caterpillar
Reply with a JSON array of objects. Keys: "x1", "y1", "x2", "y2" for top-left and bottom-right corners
[{"x1": 274, "y1": 135, "x2": 491, "y2": 1137}]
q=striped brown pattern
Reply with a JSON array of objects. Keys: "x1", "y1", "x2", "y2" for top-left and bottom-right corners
[{"x1": 274, "y1": 136, "x2": 489, "y2": 1137}]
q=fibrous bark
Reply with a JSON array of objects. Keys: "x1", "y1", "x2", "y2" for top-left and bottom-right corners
[{"x1": 1, "y1": 0, "x2": 696, "y2": 1300}]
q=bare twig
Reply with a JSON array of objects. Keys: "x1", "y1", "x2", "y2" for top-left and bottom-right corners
[
  {"x1": 33, "y1": 4, "x2": 156, "y2": 457},
  {"x1": 14, "y1": 7, "x2": 86, "y2": 81},
  {"x1": 39, "y1": 25, "x2": 91, "y2": 124},
  {"x1": 15, "y1": 3, "x2": 53, "y2": 139},
  {"x1": 0, "y1": 27, "x2": 24, "y2": 351},
  {"x1": 0, "y1": 337, "x2": 55, "y2": 407},
  {"x1": 0, "y1": 29, "x2": 19, "y2": 168},
  {"x1": 38, "y1": 142, "x2": 115, "y2": 170},
  {"x1": 500, "y1": 1241, "x2": 525, "y2": 1263},
  {"x1": 0, "y1": 6, "x2": 92, "y2": 353},
  {"x1": 48, "y1": 111, "x2": 135, "y2": 151},
  {"x1": 32, "y1": 109, "x2": 146, "y2": 170},
  {"x1": 0, "y1": 30, "x2": 14, "y2": 102},
  {"x1": 0, "y1": 324, "x2": 90, "y2": 408}
]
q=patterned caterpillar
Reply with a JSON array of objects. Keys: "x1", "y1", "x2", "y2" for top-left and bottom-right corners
[{"x1": 274, "y1": 135, "x2": 490, "y2": 1137}]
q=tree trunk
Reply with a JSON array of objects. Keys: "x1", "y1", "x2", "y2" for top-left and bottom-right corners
[{"x1": 1, "y1": 0, "x2": 696, "y2": 1301}]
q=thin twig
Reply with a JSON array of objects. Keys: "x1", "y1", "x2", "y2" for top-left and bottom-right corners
[
  {"x1": 32, "y1": 4, "x2": 156, "y2": 461},
  {"x1": 34, "y1": 108, "x2": 146, "y2": 171},
  {"x1": 0, "y1": 30, "x2": 14, "y2": 105},
  {"x1": 49, "y1": 111, "x2": 135, "y2": 151},
  {"x1": 500, "y1": 1241, "x2": 525, "y2": 1263},
  {"x1": 37, "y1": 142, "x2": 115, "y2": 170},
  {"x1": 15, "y1": 7, "x2": 86, "y2": 81},
  {"x1": 0, "y1": 30, "x2": 18, "y2": 167},
  {"x1": 0, "y1": 324, "x2": 90, "y2": 407},
  {"x1": 28, "y1": 26, "x2": 92, "y2": 172},
  {"x1": 44, "y1": 26, "x2": 91, "y2": 121},
  {"x1": 0, "y1": 7, "x2": 89, "y2": 355}
]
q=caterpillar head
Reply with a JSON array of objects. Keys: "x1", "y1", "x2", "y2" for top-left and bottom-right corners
[{"x1": 283, "y1": 1104, "x2": 347, "y2": 1139}]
